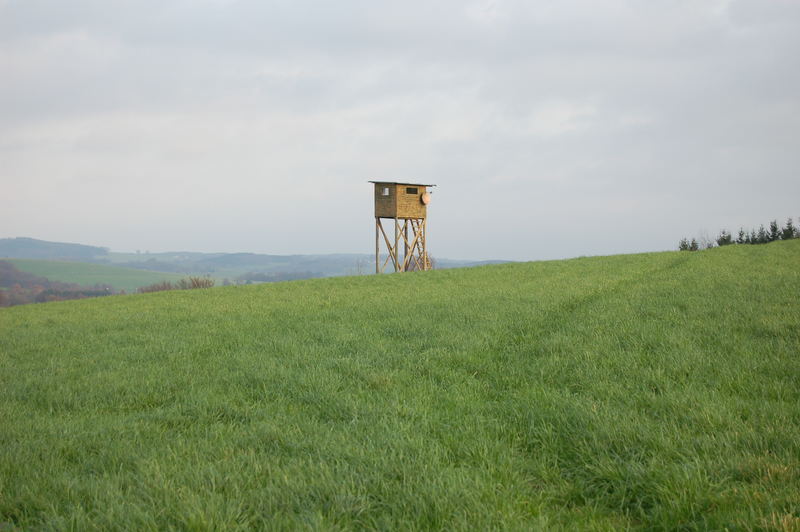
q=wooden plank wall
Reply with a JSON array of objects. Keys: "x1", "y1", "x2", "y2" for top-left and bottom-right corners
[
  {"x1": 393, "y1": 184, "x2": 427, "y2": 219},
  {"x1": 374, "y1": 184, "x2": 397, "y2": 218}
]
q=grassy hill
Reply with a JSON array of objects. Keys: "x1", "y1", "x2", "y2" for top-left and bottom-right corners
[
  {"x1": 1, "y1": 237, "x2": 498, "y2": 280},
  {"x1": 0, "y1": 237, "x2": 107, "y2": 261},
  {"x1": 7, "y1": 259, "x2": 187, "y2": 293},
  {"x1": 1, "y1": 241, "x2": 798, "y2": 530}
]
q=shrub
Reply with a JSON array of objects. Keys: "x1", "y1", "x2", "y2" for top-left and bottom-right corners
[
  {"x1": 716, "y1": 230, "x2": 733, "y2": 247},
  {"x1": 736, "y1": 228, "x2": 747, "y2": 244},
  {"x1": 769, "y1": 220, "x2": 780, "y2": 242},
  {"x1": 138, "y1": 281, "x2": 175, "y2": 293},
  {"x1": 138, "y1": 277, "x2": 215, "y2": 294},
  {"x1": 405, "y1": 253, "x2": 435, "y2": 271},
  {"x1": 782, "y1": 218, "x2": 797, "y2": 240},
  {"x1": 756, "y1": 225, "x2": 769, "y2": 244},
  {"x1": 185, "y1": 277, "x2": 215, "y2": 289}
]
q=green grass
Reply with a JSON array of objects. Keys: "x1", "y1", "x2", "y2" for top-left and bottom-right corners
[
  {"x1": 6, "y1": 259, "x2": 186, "y2": 292},
  {"x1": 1, "y1": 241, "x2": 799, "y2": 530}
]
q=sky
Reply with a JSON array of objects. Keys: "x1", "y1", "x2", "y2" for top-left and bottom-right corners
[{"x1": 1, "y1": 0, "x2": 799, "y2": 261}]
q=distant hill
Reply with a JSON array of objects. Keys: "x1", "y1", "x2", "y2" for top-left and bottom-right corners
[
  {"x1": 109, "y1": 252, "x2": 506, "y2": 278},
  {"x1": 7, "y1": 259, "x2": 185, "y2": 293},
  {"x1": 1, "y1": 237, "x2": 509, "y2": 279},
  {"x1": 0, "y1": 237, "x2": 108, "y2": 261}
]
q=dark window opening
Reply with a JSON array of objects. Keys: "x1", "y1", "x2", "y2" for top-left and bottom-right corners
[{"x1": 406, "y1": 187, "x2": 418, "y2": 195}]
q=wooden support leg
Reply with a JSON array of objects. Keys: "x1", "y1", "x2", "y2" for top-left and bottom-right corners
[
  {"x1": 403, "y1": 220, "x2": 409, "y2": 272},
  {"x1": 422, "y1": 218, "x2": 428, "y2": 270},
  {"x1": 375, "y1": 218, "x2": 380, "y2": 274},
  {"x1": 375, "y1": 216, "x2": 430, "y2": 274},
  {"x1": 377, "y1": 218, "x2": 399, "y2": 273},
  {"x1": 394, "y1": 218, "x2": 400, "y2": 272}
]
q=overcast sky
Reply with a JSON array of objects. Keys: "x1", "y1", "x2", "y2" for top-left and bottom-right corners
[{"x1": 1, "y1": 0, "x2": 798, "y2": 261}]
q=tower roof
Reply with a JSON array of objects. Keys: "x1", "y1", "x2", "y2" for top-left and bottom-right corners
[{"x1": 369, "y1": 181, "x2": 436, "y2": 187}]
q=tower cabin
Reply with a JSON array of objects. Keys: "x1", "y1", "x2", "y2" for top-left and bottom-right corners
[
  {"x1": 369, "y1": 181, "x2": 435, "y2": 273},
  {"x1": 371, "y1": 182, "x2": 434, "y2": 220}
]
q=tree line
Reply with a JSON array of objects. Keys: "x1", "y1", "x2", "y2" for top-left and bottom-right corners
[{"x1": 679, "y1": 217, "x2": 798, "y2": 251}]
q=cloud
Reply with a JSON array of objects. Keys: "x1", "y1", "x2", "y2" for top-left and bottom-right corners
[{"x1": 1, "y1": 0, "x2": 799, "y2": 259}]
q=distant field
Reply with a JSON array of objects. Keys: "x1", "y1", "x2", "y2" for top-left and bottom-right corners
[
  {"x1": 7, "y1": 259, "x2": 186, "y2": 292},
  {"x1": 1, "y1": 241, "x2": 799, "y2": 529}
]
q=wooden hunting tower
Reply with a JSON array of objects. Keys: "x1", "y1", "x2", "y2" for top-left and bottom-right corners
[{"x1": 370, "y1": 181, "x2": 435, "y2": 273}]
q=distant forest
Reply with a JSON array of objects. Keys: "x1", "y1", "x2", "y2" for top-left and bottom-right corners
[{"x1": 679, "y1": 217, "x2": 798, "y2": 251}]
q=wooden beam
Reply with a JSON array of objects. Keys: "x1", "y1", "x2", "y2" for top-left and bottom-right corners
[
  {"x1": 394, "y1": 218, "x2": 400, "y2": 272},
  {"x1": 375, "y1": 218, "x2": 380, "y2": 274},
  {"x1": 377, "y1": 218, "x2": 399, "y2": 272},
  {"x1": 402, "y1": 222, "x2": 423, "y2": 271},
  {"x1": 403, "y1": 219, "x2": 409, "y2": 271},
  {"x1": 422, "y1": 218, "x2": 428, "y2": 270},
  {"x1": 375, "y1": 216, "x2": 430, "y2": 274}
]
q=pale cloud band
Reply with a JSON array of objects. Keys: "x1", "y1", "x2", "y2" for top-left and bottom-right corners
[{"x1": 2, "y1": 0, "x2": 798, "y2": 260}]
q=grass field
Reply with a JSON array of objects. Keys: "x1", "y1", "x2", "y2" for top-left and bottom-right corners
[
  {"x1": 6, "y1": 259, "x2": 187, "y2": 292},
  {"x1": 1, "y1": 241, "x2": 799, "y2": 530}
]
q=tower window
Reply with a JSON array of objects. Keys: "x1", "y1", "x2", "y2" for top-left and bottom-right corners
[
  {"x1": 406, "y1": 187, "x2": 418, "y2": 194},
  {"x1": 381, "y1": 187, "x2": 391, "y2": 196}
]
